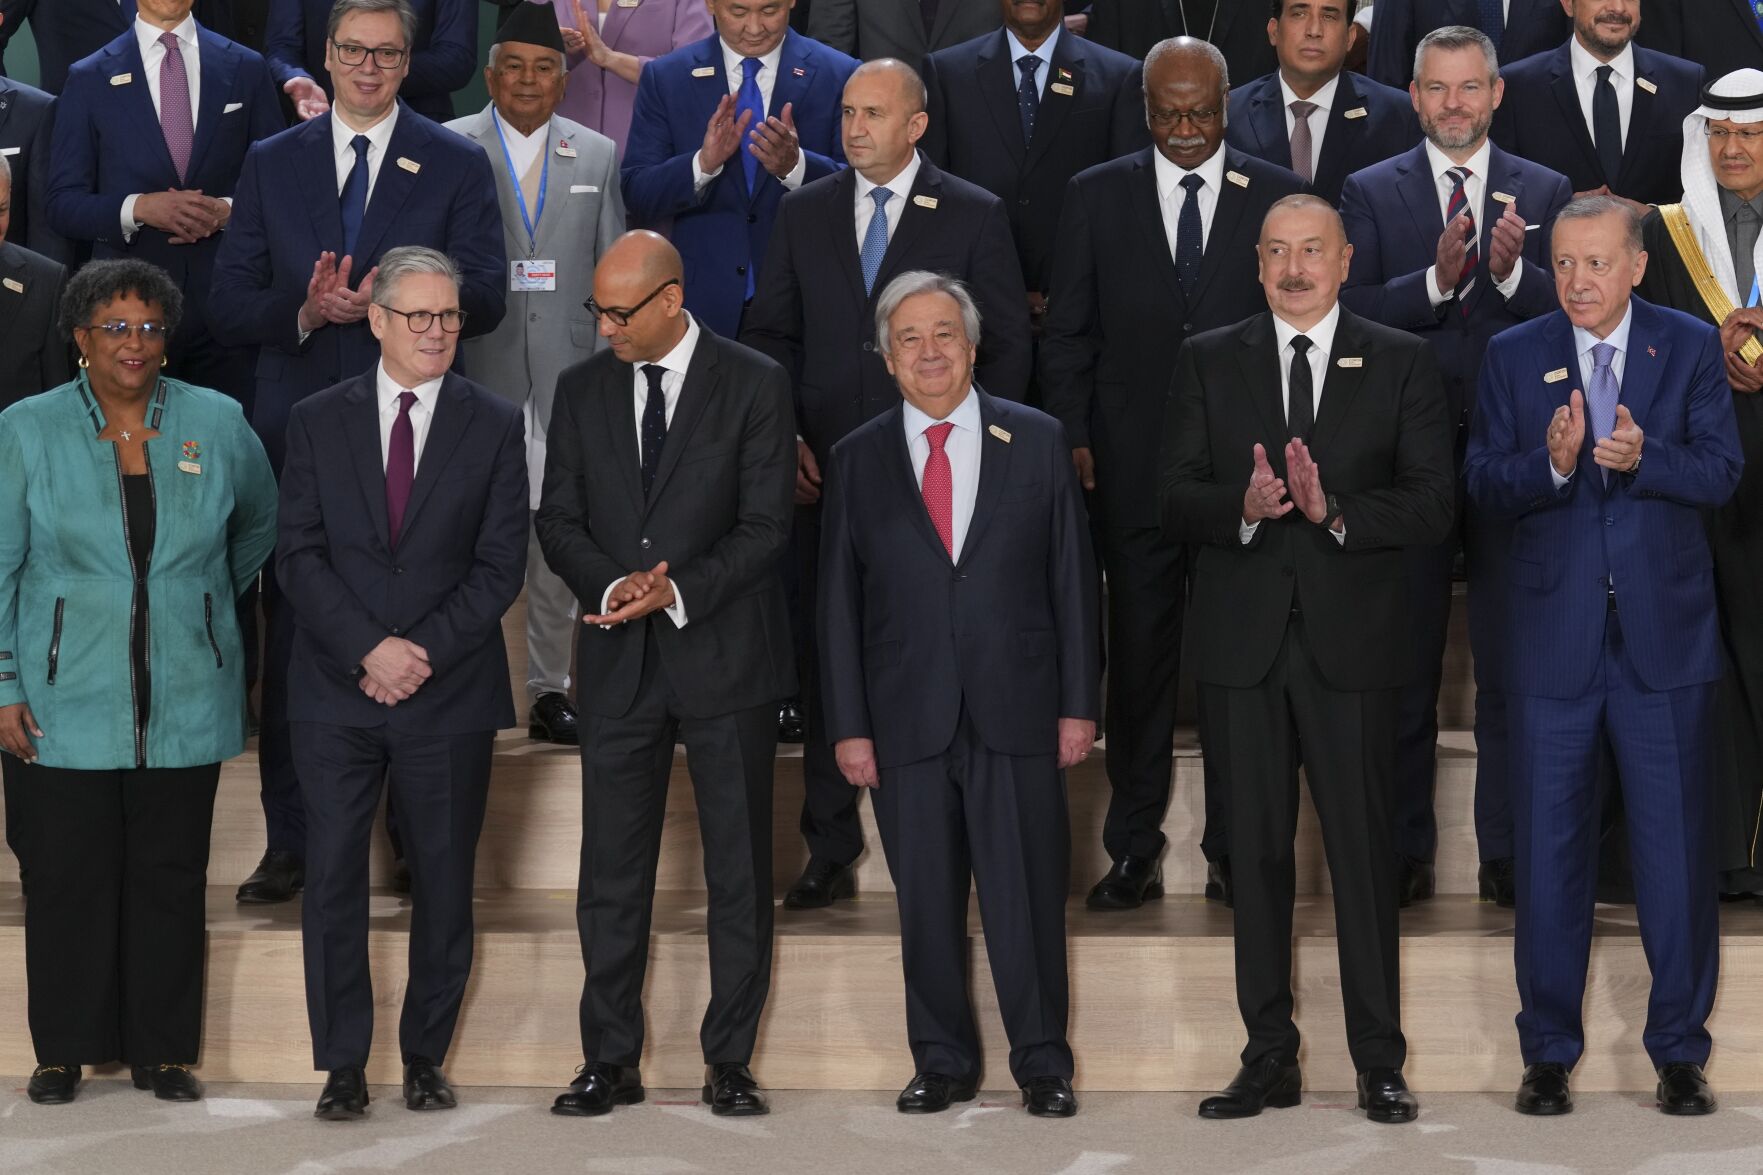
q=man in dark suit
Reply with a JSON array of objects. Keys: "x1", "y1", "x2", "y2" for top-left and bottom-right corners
[
  {"x1": 0, "y1": 0, "x2": 238, "y2": 91},
  {"x1": 921, "y1": 0, "x2": 1146, "y2": 342},
  {"x1": 47, "y1": 0, "x2": 282, "y2": 410},
  {"x1": 1226, "y1": 0, "x2": 1420, "y2": 207},
  {"x1": 810, "y1": 0, "x2": 997, "y2": 72},
  {"x1": 266, "y1": 0, "x2": 476, "y2": 121},
  {"x1": 538, "y1": 231, "x2": 795, "y2": 1119},
  {"x1": 1087, "y1": 0, "x2": 1277, "y2": 88},
  {"x1": 1163, "y1": 193, "x2": 1453, "y2": 1123},
  {"x1": 819, "y1": 269, "x2": 1098, "y2": 1118},
  {"x1": 0, "y1": 34, "x2": 55, "y2": 258},
  {"x1": 276, "y1": 245, "x2": 527, "y2": 1120},
  {"x1": 1041, "y1": 37, "x2": 1305, "y2": 912},
  {"x1": 1367, "y1": 0, "x2": 1567, "y2": 89},
  {"x1": 1339, "y1": 24, "x2": 1571, "y2": 906},
  {"x1": 211, "y1": 0, "x2": 505, "y2": 906},
  {"x1": 621, "y1": 0, "x2": 858, "y2": 338},
  {"x1": 741, "y1": 57, "x2": 1031, "y2": 909},
  {"x1": 1636, "y1": 0, "x2": 1763, "y2": 86},
  {"x1": 0, "y1": 155, "x2": 68, "y2": 407},
  {"x1": 1465, "y1": 197, "x2": 1741, "y2": 1117},
  {"x1": 1491, "y1": 0, "x2": 1702, "y2": 209}
]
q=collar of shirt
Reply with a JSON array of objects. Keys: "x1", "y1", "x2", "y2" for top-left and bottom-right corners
[
  {"x1": 1423, "y1": 137, "x2": 1492, "y2": 190},
  {"x1": 902, "y1": 385, "x2": 982, "y2": 452},
  {"x1": 332, "y1": 102, "x2": 401, "y2": 169},
  {"x1": 719, "y1": 38, "x2": 785, "y2": 96},
  {"x1": 376, "y1": 361, "x2": 444, "y2": 418},
  {"x1": 492, "y1": 107, "x2": 549, "y2": 177},
  {"x1": 1272, "y1": 301, "x2": 1342, "y2": 361},
  {"x1": 135, "y1": 13, "x2": 199, "y2": 57},
  {"x1": 1153, "y1": 143, "x2": 1228, "y2": 204},
  {"x1": 1719, "y1": 183, "x2": 1763, "y2": 226},
  {"x1": 1004, "y1": 24, "x2": 1060, "y2": 88},
  {"x1": 856, "y1": 150, "x2": 923, "y2": 206},
  {"x1": 1572, "y1": 298, "x2": 1634, "y2": 362},
  {"x1": 1569, "y1": 36, "x2": 1633, "y2": 91},
  {"x1": 648, "y1": 311, "x2": 702, "y2": 382},
  {"x1": 1278, "y1": 71, "x2": 1340, "y2": 115}
]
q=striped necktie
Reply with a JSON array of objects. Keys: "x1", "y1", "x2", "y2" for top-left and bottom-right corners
[{"x1": 1446, "y1": 165, "x2": 1478, "y2": 314}]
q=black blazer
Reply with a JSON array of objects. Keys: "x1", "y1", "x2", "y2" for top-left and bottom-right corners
[
  {"x1": 1159, "y1": 308, "x2": 1456, "y2": 691},
  {"x1": 1040, "y1": 145, "x2": 1305, "y2": 527},
  {"x1": 536, "y1": 327, "x2": 798, "y2": 722},
  {"x1": 741, "y1": 153, "x2": 1032, "y2": 464},
  {"x1": 0, "y1": 74, "x2": 54, "y2": 256},
  {"x1": 1225, "y1": 69, "x2": 1422, "y2": 207},
  {"x1": 1491, "y1": 42, "x2": 1703, "y2": 207},
  {"x1": 275, "y1": 370, "x2": 528, "y2": 733},
  {"x1": 1637, "y1": 0, "x2": 1763, "y2": 85},
  {"x1": 920, "y1": 28, "x2": 1147, "y2": 292},
  {"x1": 1086, "y1": 0, "x2": 1276, "y2": 90},
  {"x1": 818, "y1": 390, "x2": 1100, "y2": 767},
  {"x1": 0, "y1": 240, "x2": 69, "y2": 408},
  {"x1": 1366, "y1": 0, "x2": 1568, "y2": 89},
  {"x1": 0, "y1": 0, "x2": 239, "y2": 92}
]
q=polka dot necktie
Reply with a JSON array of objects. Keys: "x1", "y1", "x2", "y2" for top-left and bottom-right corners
[{"x1": 1017, "y1": 56, "x2": 1040, "y2": 146}]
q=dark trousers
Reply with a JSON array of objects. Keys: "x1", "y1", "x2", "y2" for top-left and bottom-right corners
[
  {"x1": 1206, "y1": 616, "x2": 1406, "y2": 1073},
  {"x1": 576, "y1": 625, "x2": 776, "y2": 1067},
  {"x1": 292, "y1": 721, "x2": 492, "y2": 1070},
  {"x1": 793, "y1": 504, "x2": 865, "y2": 867},
  {"x1": 1511, "y1": 612, "x2": 1719, "y2": 1069},
  {"x1": 872, "y1": 711, "x2": 1074, "y2": 1086},
  {"x1": 4, "y1": 759, "x2": 220, "y2": 1065}
]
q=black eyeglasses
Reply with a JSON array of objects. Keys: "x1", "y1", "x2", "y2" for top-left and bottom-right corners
[
  {"x1": 585, "y1": 279, "x2": 679, "y2": 327},
  {"x1": 1148, "y1": 106, "x2": 1222, "y2": 129},
  {"x1": 380, "y1": 306, "x2": 467, "y2": 333},
  {"x1": 331, "y1": 40, "x2": 408, "y2": 69}
]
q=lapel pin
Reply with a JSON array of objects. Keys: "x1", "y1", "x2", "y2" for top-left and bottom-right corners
[
  {"x1": 1492, "y1": 190, "x2": 1516, "y2": 204},
  {"x1": 1336, "y1": 356, "x2": 1363, "y2": 368},
  {"x1": 1226, "y1": 170, "x2": 1250, "y2": 188},
  {"x1": 1647, "y1": 345, "x2": 1658, "y2": 357},
  {"x1": 1637, "y1": 77, "x2": 1658, "y2": 94},
  {"x1": 110, "y1": 73, "x2": 133, "y2": 85},
  {"x1": 988, "y1": 424, "x2": 1012, "y2": 443},
  {"x1": 792, "y1": 66, "x2": 806, "y2": 77},
  {"x1": 1057, "y1": 67, "x2": 1073, "y2": 80},
  {"x1": 1343, "y1": 106, "x2": 1368, "y2": 119},
  {"x1": 397, "y1": 156, "x2": 421, "y2": 174},
  {"x1": 913, "y1": 194, "x2": 938, "y2": 209},
  {"x1": 1051, "y1": 81, "x2": 1075, "y2": 96},
  {"x1": 692, "y1": 65, "x2": 716, "y2": 78},
  {"x1": 617, "y1": 0, "x2": 639, "y2": 7},
  {"x1": 179, "y1": 441, "x2": 203, "y2": 474},
  {"x1": 1, "y1": 278, "x2": 21, "y2": 293},
  {"x1": 178, "y1": 460, "x2": 202, "y2": 475},
  {"x1": 1545, "y1": 367, "x2": 1569, "y2": 383}
]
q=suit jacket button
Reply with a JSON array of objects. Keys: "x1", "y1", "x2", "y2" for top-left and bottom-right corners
[
  {"x1": 747, "y1": 213, "x2": 758, "y2": 224},
  {"x1": 736, "y1": 265, "x2": 747, "y2": 275},
  {"x1": 391, "y1": 626, "x2": 401, "y2": 635},
  {"x1": 1183, "y1": 323, "x2": 1193, "y2": 332},
  {"x1": 641, "y1": 537, "x2": 652, "y2": 549},
  {"x1": 393, "y1": 566, "x2": 403, "y2": 575},
  {"x1": 1018, "y1": 197, "x2": 1029, "y2": 206},
  {"x1": 529, "y1": 312, "x2": 540, "y2": 322},
  {"x1": 862, "y1": 341, "x2": 874, "y2": 352}
]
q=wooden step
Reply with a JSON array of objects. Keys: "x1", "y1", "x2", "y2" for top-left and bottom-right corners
[{"x1": 2, "y1": 887, "x2": 1756, "y2": 1092}]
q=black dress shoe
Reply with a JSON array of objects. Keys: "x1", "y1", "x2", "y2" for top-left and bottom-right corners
[
  {"x1": 1515, "y1": 1062, "x2": 1572, "y2": 1115},
  {"x1": 1479, "y1": 857, "x2": 1516, "y2": 908},
  {"x1": 26, "y1": 1064, "x2": 80, "y2": 1105},
  {"x1": 896, "y1": 1072, "x2": 978, "y2": 1114},
  {"x1": 776, "y1": 699, "x2": 806, "y2": 744},
  {"x1": 1656, "y1": 1062, "x2": 1717, "y2": 1115},
  {"x1": 315, "y1": 1067, "x2": 370, "y2": 1120},
  {"x1": 1021, "y1": 1075, "x2": 1078, "y2": 1118},
  {"x1": 1396, "y1": 857, "x2": 1435, "y2": 908},
  {"x1": 529, "y1": 692, "x2": 580, "y2": 745},
  {"x1": 237, "y1": 849, "x2": 304, "y2": 904},
  {"x1": 1205, "y1": 857, "x2": 1234, "y2": 907},
  {"x1": 783, "y1": 858, "x2": 855, "y2": 909},
  {"x1": 1197, "y1": 1057, "x2": 1301, "y2": 1119},
  {"x1": 403, "y1": 1058, "x2": 457, "y2": 1111},
  {"x1": 390, "y1": 858, "x2": 412, "y2": 895},
  {"x1": 1086, "y1": 855, "x2": 1164, "y2": 910},
  {"x1": 1356, "y1": 1067, "x2": 1417, "y2": 1123},
  {"x1": 131, "y1": 1064, "x2": 203, "y2": 1102},
  {"x1": 552, "y1": 1063, "x2": 645, "y2": 1116},
  {"x1": 701, "y1": 1062, "x2": 769, "y2": 1116}
]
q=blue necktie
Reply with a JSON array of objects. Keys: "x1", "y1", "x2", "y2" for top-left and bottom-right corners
[
  {"x1": 1589, "y1": 342, "x2": 1619, "y2": 486},
  {"x1": 1017, "y1": 56, "x2": 1039, "y2": 146},
  {"x1": 736, "y1": 57, "x2": 764, "y2": 194},
  {"x1": 1476, "y1": 0, "x2": 1504, "y2": 53},
  {"x1": 641, "y1": 364, "x2": 668, "y2": 496},
  {"x1": 339, "y1": 134, "x2": 370, "y2": 260},
  {"x1": 1173, "y1": 173, "x2": 1204, "y2": 298},
  {"x1": 860, "y1": 187, "x2": 893, "y2": 295}
]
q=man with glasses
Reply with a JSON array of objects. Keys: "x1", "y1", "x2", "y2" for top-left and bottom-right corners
[
  {"x1": 266, "y1": 0, "x2": 475, "y2": 121},
  {"x1": 212, "y1": 0, "x2": 504, "y2": 908},
  {"x1": 275, "y1": 244, "x2": 527, "y2": 1120},
  {"x1": 538, "y1": 230, "x2": 795, "y2": 1119}
]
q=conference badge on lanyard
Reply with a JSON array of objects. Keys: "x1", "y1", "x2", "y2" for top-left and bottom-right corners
[{"x1": 493, "y1": 114, "x2": 557, "y2": 292}]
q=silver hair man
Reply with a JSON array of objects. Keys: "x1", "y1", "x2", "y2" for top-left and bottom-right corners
[{"x1": 875, "y1": 270, "x2": 984, "y2": 355}]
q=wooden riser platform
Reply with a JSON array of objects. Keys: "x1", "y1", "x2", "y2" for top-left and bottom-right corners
[{"x1": 3, "y1": 889, "x2": 1757, "y2": 1092}]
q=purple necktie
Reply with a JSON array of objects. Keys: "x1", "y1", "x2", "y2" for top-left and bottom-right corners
[
  {"x1": 386, "y1": 391, "x2": 416, "y2": 545},
  {"x1": 158, "y1": 31, "x2": 194, "y2": 183}
]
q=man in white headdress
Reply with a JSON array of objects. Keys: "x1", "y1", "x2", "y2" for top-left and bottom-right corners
[{"x1": 1639, "y1": 67, "x2": 1763, "y2": 895}]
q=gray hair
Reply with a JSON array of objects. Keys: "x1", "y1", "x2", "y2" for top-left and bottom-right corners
[
  {"x1": 489, "y1": 40, "x2": 567, "y2": 73},
  {"x1": 1553, "y1": 193, "x2": 1645, "y2": 253},
  {"x1": 371, "y1": 246, "x2": 461, "y2": 308},
  {"x1": 1144, "y1": 37, "x2": 1229, "y2": 89},
  {"x1": 1414, "y1": 25, "x2": 1499, "y2": 85},
  {"x1": 874, "y1": 271, "x2": 983, "y2": 356},
  {"x1": 327, "y1": 0, "x2": 416, "y2": 48}
]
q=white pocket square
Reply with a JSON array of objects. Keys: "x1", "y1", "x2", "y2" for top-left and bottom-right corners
[{"x1": 224, "y1": 101, "x2": 244, "y2": 113}]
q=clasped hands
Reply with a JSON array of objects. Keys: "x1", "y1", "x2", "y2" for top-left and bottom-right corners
[
  {"x1": 1720, "y1": 307, "x2": 1763, "y2": 394},
  {"x1": 586, "y1": 560, "x2": 676, "y2": 626},
  {"x1": 1547, "y1": 388, "x2": 1643, "y2": 478},
  {"x1": 1434, "y1": 200, "x2": 1525, "y2": 296},
  {"x1": 135, "y1": 189, "x2": 229, "y2": 245},
  {"x1": 834, "y1": 717, "x2": 1098, "y2": 789},
  {"x1": 359, "y1": 636, "x2": 431, "y2": 706},
  {"x1": 700, "y1": 94, "x2": 801, "y2": 179},
  {"x1": 298, "y1": 252, "x2": 379, "y2": 335},
  {"x1": 1242, "y1": 439, "x2": 1335, "y2": 528}
]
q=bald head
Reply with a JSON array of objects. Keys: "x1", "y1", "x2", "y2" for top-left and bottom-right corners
[
  {"x1": 842, "y1": 59, "x2": 930, "y2": 183},
  {"x1": 592, "y1": 230, "x2": 689, "y2": 363},
  {"x1": 848, "y1": 58, "x2": 927, "y2": 115}
]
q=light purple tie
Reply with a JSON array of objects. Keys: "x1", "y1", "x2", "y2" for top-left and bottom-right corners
[
  {"x1": 386, "y1": 391, "x2": 416, "y2": 545},
  {"x1": 158, "y1": 31, "x2": 194, "y2": 183},
  {"x1": 1589, "y1": 342, "x2": 1618, "y2": 486}
]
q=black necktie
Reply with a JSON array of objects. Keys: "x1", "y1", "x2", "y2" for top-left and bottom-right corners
[
  {"x1": 640, "y1": 364, "x2": 667, "y2": 496},
  {"x1": 1017, "y1": 56, "x2": 1040, "y2": 146},
  {"x1": 1174, "y1": 173, "x2": 1204, "y2": 298},
  {"x1": 1593, "y1": 64, "x2": 1623, "y2": 184},
  {"x1": 1287, "y1": 335, "x2": 1314, "y2": 440}
]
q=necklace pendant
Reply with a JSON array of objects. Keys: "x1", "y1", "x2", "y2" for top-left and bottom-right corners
[{"x1": 120, "y1": 430, "x2": 132, "y2": 441}]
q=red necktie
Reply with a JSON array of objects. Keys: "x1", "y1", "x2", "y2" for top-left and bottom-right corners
[
  {"x1": 386, "y1": 390, "x2": 416, "y2": 547},
  {"x1": 921, "y1": 421, "x2": 955, "y2": 558}
]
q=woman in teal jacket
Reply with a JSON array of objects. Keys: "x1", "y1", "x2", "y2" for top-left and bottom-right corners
[{"x1": 0, "y1": 260, "x2": 278, "y2": 1106}]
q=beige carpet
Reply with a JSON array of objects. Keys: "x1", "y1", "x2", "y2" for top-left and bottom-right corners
[{"x1": 4, "y1": 1079, "x2": 1762, "y2": 1174}]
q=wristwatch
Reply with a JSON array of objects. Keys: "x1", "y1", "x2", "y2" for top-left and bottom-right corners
[{"x1": 1321, "y1": 493, "x2": 1344, "y2": 530}]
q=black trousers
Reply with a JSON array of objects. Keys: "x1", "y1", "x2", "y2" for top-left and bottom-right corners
[
  {"x1": 1206, "y1": 615, "x2": 1406, "y2": 1073},
  {"x1": 872, "y1": 711, "x2": 1074, "y2": 1086},
  {"x1": 292, "y1": 721, "x2": 492, "y2": 1070},
  {"x1": 4, "y1": 758, "x2": 220, "y2": 1065},
  {"x1": 576, "y1": 624, "x2": 776, "y2": 1067},
  {"x1": 793, "y1": 503, "x2": 866, "y2": 867}
]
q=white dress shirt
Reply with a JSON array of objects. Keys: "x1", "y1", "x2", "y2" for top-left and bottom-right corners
[
  {"x1": 853, "y1": 150, "x2": 922, "y2": 250},
  {"x1": 1570, "y1": 36, "x2": 1635, "y2": 150},
  {"x1": 1551, "y1": 299, "x2": 1634, "y2": 489},
  {"x1": 692, "y1": 39, "x2": 809, "y2": 193},
  {"x1": 1004, "y1": 24, "x2": 1060, "y2": 101},
  {"x1": 333, "y1": 102, "x2": 401, "y2": 200},
  {"x1": 1153, "y1": 144, "x2": 1227, "y2": 258},
  {"x1": 903, "y1": 388, "x2": 984, "y2": 562},
  {"x1": 1280, "y1": 71, "x2": 1340, "y2": 181},
  {"x1": 1421, "y1": 138, "x2": 1525, "y2": 308},
  {"x1": 1241, "y1": 303, "x2": 1347, "y2": 545},
  {"x1": 375, "y1": 361, "x2": 442, "y2": 470},
  {"x1": 122, "y1": 15, "x2": 206, "y2": 237},
  {"x1": 492, "y1": 107, "x2": 548, "y2": 179}
]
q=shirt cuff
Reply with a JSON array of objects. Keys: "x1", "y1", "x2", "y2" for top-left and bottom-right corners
[
  {"x1": 1550, "y1": 453, "x2": 1574, "y2": 489},
  {"x1": 693, "y1": 150, "x2": 722, "y2": 193},
  {"x1": 1332, "y1": 524, "x2": 1346, "y2": 546},
  {"x1": 1426, "y1": 264, "x2": 1452, "y2": 308},
  {"x1": 1494, "y1": 257, "x2": 1525, "y2": 299},
  {"x1": 780, "y1": 151, "x2": 807, "y2": 190},
  {"x1": 664, "y1": 584, "x2": 688, "y2": 628},
  {"x1": 1239, "y1": 519, "x2": 1260, "y2": 544},
  {"x1": 121, "y1": 193, "x2": 143, "y2": 241}
]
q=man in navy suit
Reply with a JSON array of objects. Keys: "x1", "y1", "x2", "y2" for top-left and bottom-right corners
[
  {"x1": 211, "y1": 0, "x2": 504, "y2": 907},
  {"x1": 47, "y1": 0, "x2": 282, "y2": 409},
  {"x1": 620, "y1": 0, "x2": 858, "y2": 338},
  {"x1": 277, "y1": 245, "x2": 527, "y2": 1120},
  {"x1": 1491, "y1": 0, "x2": 1701, "y2": 209},
  {"x1": 0, "y1": 0, "x2": 237, "y2": 92},
  {"x1": 1367, "y1": 0, "x2": 1567, "y2": 90},
  {"x1": 818, "y1": 270, "x2": 1098, "y2": 1118},
  {"x1": 1465, "y1": 196, "x2": 1741, "y2": 1117},
  {"x1": 1226, "y1": 0, "x2": 1420, "y2": 207},
  {"x1": 266, "y1": 0, "x2": 475, "y2": 121},
  {"x1": 1339, "y1": 25, "x2": 1571, "y2": 907},
  {"x1": 0, "y1": 25, "x2": 56, "y2": 258}
]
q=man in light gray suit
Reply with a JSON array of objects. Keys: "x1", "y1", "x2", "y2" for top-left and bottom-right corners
[
  {"x1": 450, "y1": 1, "x2": 626, "y2": 745},
  {"x1": 809, "y1": 0, "x2": 997, "y2": 72}
]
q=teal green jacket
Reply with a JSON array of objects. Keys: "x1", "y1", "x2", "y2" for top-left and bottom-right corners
[{"x1": 0, "y1": 376, "x2": 279, "y2": 770}]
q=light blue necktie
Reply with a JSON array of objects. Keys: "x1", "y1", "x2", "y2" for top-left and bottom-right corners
[
  {"x1": 1590, "y1": 342, "x2": 1619, "y2": 485},
  {"x1": 860, "y1": 187, "x2": 893, "y2": 295}
]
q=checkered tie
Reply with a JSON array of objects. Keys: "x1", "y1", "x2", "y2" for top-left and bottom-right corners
[
  {"x1": 1446, "y1": 165, "x2": 1477, "y2": 314},
  {"x1": 860, "y1": 187, "x2": 892, "y2": 295},
  {"x1": 158, "y1": 31, "x2": 194, "y2": 183},
  {"x1": 921, "y1": 421, "x2": 955, "y2": 558}
]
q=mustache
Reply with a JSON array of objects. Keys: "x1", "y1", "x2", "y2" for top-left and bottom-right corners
[
  {"x1": 1163, "y1": 134, "x2": 1208, "y2": 150},
  {"x1": 1277, "y1": 277, "x2": 1315, "y2": 292}
]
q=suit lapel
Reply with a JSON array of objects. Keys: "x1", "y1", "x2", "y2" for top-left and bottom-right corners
[
  {"x1": 644, "y1": 328, "x2": 718, "y2": 512},
  {"x1": 926, "y1": 0, "x2": 958, "y2": 48},
  {"x1": 297, "y1": 115, "x2": 344, "y2": 246},
  {"x1": 343, "y1": 376, "x2": 393, "y2": 551},
  {"x1": 1311, "y1": 311, "x2": 1371, "y2": 454},
  {"x1": 1540, "y1": 313, "x2": 1599, "y2": 486},
  {"x1": 1235, "y1": 314, "x2": 1290, "y2": 453},
  {"x1": 884, "y1": 404, "x2": 957, "y2": 562},
  {"x1": 599, "y1": 0, "x2": 636, "y2": 47},
  {"x1": 1618, "y1": 52, "x2": 1661, "y2": 188},
  {"x1": 603, "y1": 358, "x2": 646, "y2": 520},
  {"x1": 1311, "y1": 75, "x2": 1359, "y2": 199},
  {"x1": 873, "y1": 157, "x2": 940, "y2": 300},
  {"x1": 398, "y1": 375, "x2": 474, "y2": 542},
  {"x1": 1024, "y1": 37, "x2": 1081, "y2": 175},
  {"x1": 1128, "y1": 150, "x2": 1187, "y2": 309},
  {"x1": 955, "y1": 391, "x2": 1011, "y2": 570},
  {"x1": 351, "y1": 106, "x2": 424, "y2": 264},
  {"x1": 1393, "y1": 145, "x2": 1443, "y2": 250},
  {"x1": 113, "y1": 38, "x2": 180, "y2": 186},
  {"x1": 1545, "y1": 47, "x2": 1601, "y2": 183},
  {"x1": 824, "y1": 169, "x2": 867, "y2": 308},
  {"x1": 1245, "y1": 80, "x2": 1291, "y2": 169},
  {"x1": 976, "y1": 32, "x2": 1028, "y2": 168},
  {"x1": 1617, "y1": 301, "x2": 1664, "y2": 455},
  {"x1": 184, "y1": 31, "x2": 234, "y2": 184},
  {"x1": 1468, "y1": 148, "x2": 1527, "y2": 315},
  {"x1": 1189, "y1": 149, "x2": 1251, "y2": 307}
]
